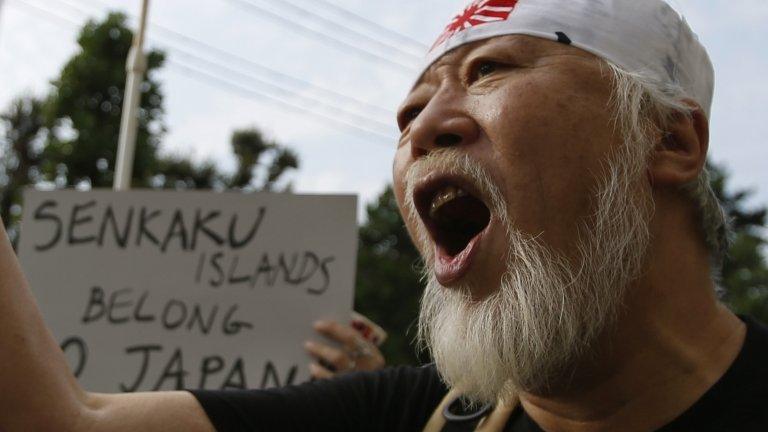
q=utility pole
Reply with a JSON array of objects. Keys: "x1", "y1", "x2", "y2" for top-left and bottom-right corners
[{"x1": 114, "y1": 0, "x2": 150, "y2": 191}]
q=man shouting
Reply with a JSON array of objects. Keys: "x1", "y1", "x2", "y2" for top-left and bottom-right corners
[{"x1": 0, "y1": 0, "x2": 766, "y2": 431}]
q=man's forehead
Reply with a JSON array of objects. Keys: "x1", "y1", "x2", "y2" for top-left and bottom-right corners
[
  {"x1": 413, "y1": 45, "x2": 471, "y2": 88},
  {"x1": 409, "y1": 35, "x2": 580, "y2": 93},
  {"x1": 408, "y1": 0, "x2": 714, "y2": 117}
]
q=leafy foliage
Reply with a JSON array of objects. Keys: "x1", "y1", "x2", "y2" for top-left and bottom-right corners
[
  {"x1": 230, "y1": 128, "x2": 299, "y2": 191},
  {"x1": 43, "y1": 12, "x2": 166, "y2": 188},
  {"x1": 355, "y1": 185, "x2": 426, "y2": 366},
  {"x1": 0, "y1": 13, "x2": 298, "y2": 246},
  {"x1": 0, "y1": 97, "x2": 46, "y2": 240},
  {"x1": 711, "y1": 163, "x2": 768, "y2": 321}
]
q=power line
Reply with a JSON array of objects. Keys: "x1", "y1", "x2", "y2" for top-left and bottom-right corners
[
  {"x1": 81, "y1": 0, "x2": 395, "y2": 118},
  {"x1": 8, "y1": 0, "x2": 398, "y2": 146},
  {"x1": 247, "y1": 0, "x2": 422, "y2": 62},
  {"x1": 152, "y1": 24, "x2": 395, "y2": 118},
  {"x1": 294, "y1": 0, "x2": 428, "y2": 53},
  {"x1": 41, "y1": 0, "x2": 397, "y2": 134},
  {"x1": 165, "y1": 59, "x2": 395, "y2": 146},
  {"x1": 7, "y1": 0, "x2": 80, "y2": 27},
  {"x1": 63, "y1": 0, "x2": 395, "y2": 133},
  {"x1": 222, "y1": 0, "x2": 418, "y2": 74},
  {"x1": 164, "y1": 43, "x2": 394, "y2": 133}
]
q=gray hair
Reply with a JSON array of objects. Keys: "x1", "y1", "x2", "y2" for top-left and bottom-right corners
[{"x1": 605, "y1": 62, "x2": 730, "y2": 274}]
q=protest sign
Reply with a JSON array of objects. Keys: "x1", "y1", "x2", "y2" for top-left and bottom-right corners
[{"x1": 17, "y1": 189, "x2": 357, "y2": 392}]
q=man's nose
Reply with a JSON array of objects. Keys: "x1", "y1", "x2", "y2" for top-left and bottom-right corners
[{"x1": 408, "y1": 96, "x2": 480, "y2": 158}]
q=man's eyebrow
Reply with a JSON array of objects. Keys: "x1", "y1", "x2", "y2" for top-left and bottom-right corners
[{"x1": 413, "y1": 46, "x2": 471, "y2": 86}]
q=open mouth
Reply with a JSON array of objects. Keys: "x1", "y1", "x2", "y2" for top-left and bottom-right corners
[{"x1": 414, "y1": 175, "x2": 492, "y2": 283}]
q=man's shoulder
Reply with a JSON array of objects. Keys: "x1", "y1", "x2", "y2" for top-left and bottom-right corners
[
  {"x1": 744, "y1": 315, "x2": 768, "y2": 337},
  {"x1": 721, "y1": 315, "x2": 768, "y2": 428},
  {"x1": 705, "y1": 315, "x2": 768, "y2": 424},
  {"x1": 655, "y1": 315, "x2": 768, "y2": 431},
  {"x1": 349, "y1": 362, "x2": 439, "y2": 382},
  {"x1": 739, "y1": 315, "x2": 768, "y2": 364},
  {"x1": 356, "y1": 362, "x2": 443, "y2": 392},
  {"x1": 716, "y1": 315, "x2": 768, "y2": 393}
]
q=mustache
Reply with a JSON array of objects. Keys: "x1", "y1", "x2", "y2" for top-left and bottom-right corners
[
  {"x1": 404, "y1": 149, "x2": 508, "y2": 225},
  {"x1": 403, "y1": 149, "x2": 508, "y2": 263}
]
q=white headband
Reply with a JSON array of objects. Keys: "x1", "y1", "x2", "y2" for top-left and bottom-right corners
[{"x1": 419, "y1": 0, "x2": 714, "y2": 117}]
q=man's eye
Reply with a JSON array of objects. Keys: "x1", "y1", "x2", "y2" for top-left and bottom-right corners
[
  {"x1": 471, "y1": 61, "x2": 503, "y2": 82},
  {"x1": 399, "y1": 107, "x2": 422, "y2": 130}
]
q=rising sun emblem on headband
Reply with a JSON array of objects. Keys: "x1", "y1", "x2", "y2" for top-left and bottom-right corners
[{"x1": 430, "y1": 0, "x2": 519, "y2": 51}]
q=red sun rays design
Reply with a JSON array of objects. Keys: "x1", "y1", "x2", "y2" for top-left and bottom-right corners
[{"x1": 431, "y1": 0, "x2": 519, "y2": 51}]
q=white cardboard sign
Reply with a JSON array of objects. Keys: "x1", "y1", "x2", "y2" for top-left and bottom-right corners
[{"x1": 17, "y1": 189, "x2": 357, "y2": 392}]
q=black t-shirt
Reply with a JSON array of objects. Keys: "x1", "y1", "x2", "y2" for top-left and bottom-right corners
[{"x1": 191, "y1": 316, "x2": 768, "y2": 431}]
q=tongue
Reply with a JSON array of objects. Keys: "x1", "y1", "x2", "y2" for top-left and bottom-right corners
[{"x1": 434, "y1": 226, "x2": 483, "y2": 286}]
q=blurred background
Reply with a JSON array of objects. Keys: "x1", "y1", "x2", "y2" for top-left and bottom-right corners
[{"x1": 0, "y1": 0, "x2": 766, "y2": 366}]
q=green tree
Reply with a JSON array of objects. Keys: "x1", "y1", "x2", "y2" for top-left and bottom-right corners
[
  {"x1": 0, "y1": 12, "x2": 298, "y2": 244},
  {"x1": 153, "y1": 128, "x2": 300, "y2": 191},
  {"x1": 152, "y1": 155, "x2": 221, "y2": 190},
  {"x1": 0, "y1": 96, "x2": 45, "y2": 244},
  {"x1": 711, "y1": 163, "x2": 768, "y2": 321},
  {"x1": 229, "y1": 128, "x2": 299, "y2": 191},
  {"x1": 43, "y1": 13, "x2": 165, "y2": 187},
  {"x1": 43, "y1": 12, "x2": 166, "y2": 188},
  {"x1": 355, "y1": 185, "x2": 426, "y2": 366}
]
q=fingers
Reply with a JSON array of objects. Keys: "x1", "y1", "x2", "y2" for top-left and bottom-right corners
[
  {"x1": 307, "y1": 320, "x2": 387, "y2": 376},
  {"x1": 313, "y1": 320, "x2": 360, "y2": 348},
  {"x1": 308, "y1": 362, "x2": 334, "y2": 380},
  {"x1": 304, "y1": 340, "x2": 351, "y2": 372},
  {"x1": 362, "y1": 347, "x2": 386, "y2": 371}
]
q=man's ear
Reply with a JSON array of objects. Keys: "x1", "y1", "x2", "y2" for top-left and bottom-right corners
[{"x1": 648, "y1": 103, "x2": 709, "y2": 187}]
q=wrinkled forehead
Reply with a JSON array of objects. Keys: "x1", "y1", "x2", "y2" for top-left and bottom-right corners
[
  {"x1": 407, "y1": 0, "x2": 714, "y2": 117},
  {"x1": 409, "y1": 34, "x2": 587, "y2": 94}
]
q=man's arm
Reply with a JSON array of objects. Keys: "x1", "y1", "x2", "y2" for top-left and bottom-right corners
[{"x1": 0, "y1": 219, "x2": 214, "y2": 432}]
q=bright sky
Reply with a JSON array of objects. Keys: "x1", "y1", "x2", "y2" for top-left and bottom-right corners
[{"x1": 1, "y1": 0, "x2": 766, "y2": 220}]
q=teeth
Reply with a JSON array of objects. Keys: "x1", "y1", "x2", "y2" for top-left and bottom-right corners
[{"x1": 429, "y1": 186, "x2": 467, "y2": 219}]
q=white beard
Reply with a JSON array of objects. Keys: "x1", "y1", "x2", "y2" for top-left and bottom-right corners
[{"x1": 407, "y1": 144, "x2": 653, "y2": 405}]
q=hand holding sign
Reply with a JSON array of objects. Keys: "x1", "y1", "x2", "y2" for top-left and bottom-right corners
[
  {"x1": 305, "y1": 315, "x2": 387, "y2": 378},
  {"x1": 18, "y1": 189, "x2": 358, "y2": 392}
]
